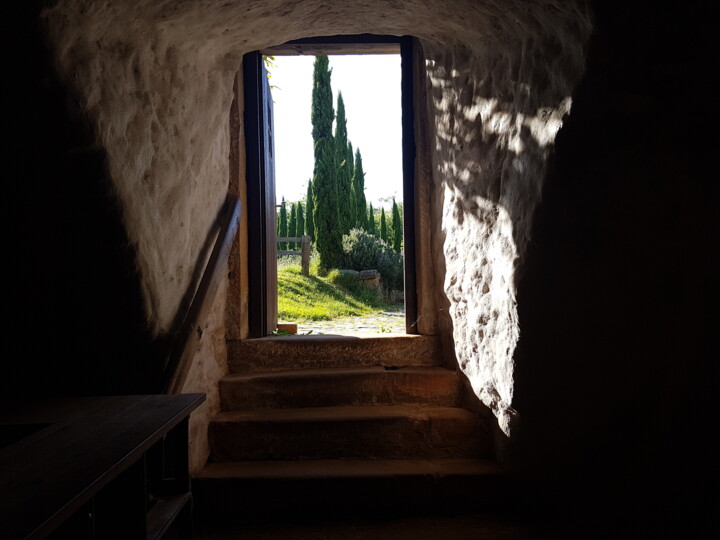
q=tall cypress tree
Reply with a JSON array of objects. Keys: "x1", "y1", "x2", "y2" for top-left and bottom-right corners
[
  {"x1": 380, "y1": 207, "x2": 388, "y2": 243},
  {"x1": 352, "y1": 148, "x2": 367, "y2": 231},
  {"x1": 279, "y1": 197, "x2": 288, "y2": 250},
  {"x1": 334, "y1": 93, "x2": 353, "y2": 235},
  {"x1": 391, "y1": 198, "x2": 402, "y2": 252},
  {"x1": 311, "y1": 55, "x2": 342, "y2": 270},
  {"x1": 288, "y1": 203, "x2": 297, "y2": 249},
  {"x1": 305, "y1": 179, "x2": 315, "y2": 241},
  {"x1": 368, "y1": 203, "x2": 376, "y2": 236}
]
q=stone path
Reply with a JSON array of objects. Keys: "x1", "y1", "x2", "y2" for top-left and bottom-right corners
[{"x1": 292, "y1": 307, "x2": 406, "y2": 335}]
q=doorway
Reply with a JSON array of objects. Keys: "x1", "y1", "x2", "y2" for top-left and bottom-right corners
[{"x1": 244, "y1": 35, "x2": 417, "y2": 338}]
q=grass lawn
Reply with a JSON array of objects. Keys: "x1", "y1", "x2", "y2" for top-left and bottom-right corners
[{"x1": 277, "y1": 264, "x2": 393, "y2": 322}]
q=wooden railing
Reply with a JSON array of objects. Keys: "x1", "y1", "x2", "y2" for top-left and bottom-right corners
[
  {"x1": 161, "y1": 195, "x2": 241, "y2": 394},
  {"x1": 277, "y1": 235, "x2": 311, "y2": 276}
]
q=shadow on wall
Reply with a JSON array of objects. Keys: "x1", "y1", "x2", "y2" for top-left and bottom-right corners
[
  {"x1": 3, "y1": 2, "x2": 164, "y2": 399},
  {"x1": 509, "y1": 2, "x2": 718, "y2": 537}
]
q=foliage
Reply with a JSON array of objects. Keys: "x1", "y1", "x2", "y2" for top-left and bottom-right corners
[
  {"x1": 311, "y1": 56, "x2": 334, "y2": 143},
  {"x1": 391, "y1": 198, "x2": 402, "y2": 252},
  {"x1": 328, "y1": 271, "x2": 385, "y2": 307},
  {"x1": 288, "y1": 203, "x2": 297, "y2": 249},
  {"x1": 311, "y1": 56, "x2": 343, "y2": 271},
  {"x1": 313, "y1": 137, "x2": 343, "y2": 270},
  {"x1": 379, "y1": 208, "x2": 388, "y2": 243},
  {"x1": 368, "y1": 203, "x2": 377, "y2": 236},
  {"x1": 353, "y1": 148, "x2": 367, "y2": 231},
  {"x1": 376, "y1": 244, "x2": 404, "y2": 292},
  {"x1": 305, "y1": 180, "x2": 315, "y2": 240},
  {"x1": 278, "y1": 197, "x2": 288, "y2": 250},
  {"x1": 342, "y1": 228, "x2": 403, "y2": 293},
  {"x1": 262, "y1": 55, "x2": 279, "y2": 90},
  {"x1": 277, "y1": 254, "x2": 300, "y2": 271},
  {"x1": 297, "y1": 201, "x2": 304, "y2": 239},
  {"x1": 334, "y1": 93, "x2": 355, "y2": 236}
]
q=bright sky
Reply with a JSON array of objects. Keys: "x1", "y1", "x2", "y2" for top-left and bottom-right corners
[{"x1": 267, "y1": 54, "x2": 402, "y2": 210}]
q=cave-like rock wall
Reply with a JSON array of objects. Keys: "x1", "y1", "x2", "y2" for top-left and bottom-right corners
[
  {"x1": 39, "y1": 0, "x2": 590, "y2": 452},
  {"x1": 422, "y1": 13, "x2": 589, "y2": 434}
]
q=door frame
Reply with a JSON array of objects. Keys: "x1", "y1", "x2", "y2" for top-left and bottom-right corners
[
  {"x1": 243, "y1": 52, "x2": 277, "y2": 338},
  {"x1": 244, "y1": 34, "x2": 417, "y2": 337}
]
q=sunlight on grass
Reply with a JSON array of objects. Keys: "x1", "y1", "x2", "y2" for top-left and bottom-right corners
[{"x1": 278, "y1": 264, "x2": 390, "y2": 322}]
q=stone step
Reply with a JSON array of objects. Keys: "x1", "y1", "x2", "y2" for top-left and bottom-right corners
[
  {"x1": 192, "y1": 458, "x2": 512, "y2": 525},
  {"x1": 219, "y1": 366, "x2": 459, "y2": 410},
  {"x1": 208, "y1": 405, "x2": 487, "y2": 462},
  {"x1": 227, "y1": 334, "x2": 441, "y2": 374}
]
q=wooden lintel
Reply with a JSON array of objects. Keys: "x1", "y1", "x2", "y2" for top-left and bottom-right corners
[{"x1": 261, "y1": 42, "x2": 400, "y2": 56}]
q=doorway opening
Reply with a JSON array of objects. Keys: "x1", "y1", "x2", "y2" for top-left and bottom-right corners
[{"x1": 244, "y1": 35, "x2": 417, "y2": 338}]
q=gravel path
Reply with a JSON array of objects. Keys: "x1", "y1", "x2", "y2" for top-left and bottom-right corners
[{"x1": 294, "y1": 307, "x2": 406, "y2": 335}]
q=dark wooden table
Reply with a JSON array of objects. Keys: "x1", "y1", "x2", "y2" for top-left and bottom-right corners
[{"x1": 0, "y1": 394, "x2": 205, "y2": 539}]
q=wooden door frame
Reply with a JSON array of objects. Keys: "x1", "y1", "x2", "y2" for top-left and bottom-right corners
[
  {"x1": 243, "y1": 52, "x2": 276, "y2": 338},
  {"x1": 244, "y1": 34, "x2": 418, "y2": 337}
]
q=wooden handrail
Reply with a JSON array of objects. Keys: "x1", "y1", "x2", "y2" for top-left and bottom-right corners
[{"x1": 162, "y1": 195, "x2": 241, "y2": 394}]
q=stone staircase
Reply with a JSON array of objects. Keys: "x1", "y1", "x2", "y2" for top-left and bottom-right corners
[{"x1": 192, "y1": 334, "x2": 508, "y2": 525}]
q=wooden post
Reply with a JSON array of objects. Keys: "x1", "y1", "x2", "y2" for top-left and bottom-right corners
[{"x1": 301, "y1": 235, "x2": 311, "y2": 276}]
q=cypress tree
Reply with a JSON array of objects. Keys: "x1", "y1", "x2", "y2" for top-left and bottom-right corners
[
  {"x1": 368, "y1": 203, "x2": 376, "y2": 236},
  {"x1": 297, "y1": 201, "x2": 304, "y2": 239},
  {"x1": 334, "y1": 93, "x2": 354, "y2": 235},
  {"x1": 279, "y1": 197, "x2": 288, "y2": 250},
  {"x1": 347, "y1": 142, "x2": 357, "y2": 228},
  {"x1": 391, "y1": 198, "x2": 402, "y2": 252},
  {"x1": 312, "y1": 56, "x2": 334, "y2": 145},
  {"x1": 289, "y1": 203, "x2": 297, "y2": 249},
  {"x1": 313, "y1": 138, "x2": 343, "y2": 269},
  {"x1": 311, "y1": 55, "x2": 342, "y2": 270},
  {"x1": 305, "y1": 180, "x2": 315, "y2": 241},
  {"x1": 352, "y1": 148, "x2": 367, "y2": 231},
  {"x1": 380, "y1": 207, "x2": 388, "y2": 243}
]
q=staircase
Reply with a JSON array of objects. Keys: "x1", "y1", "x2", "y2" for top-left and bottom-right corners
[{"x1": 192, "y1": 334, "x2": 508, "y2": 525}]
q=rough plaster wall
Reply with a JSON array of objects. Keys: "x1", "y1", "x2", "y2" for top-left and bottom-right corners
[
  {"x1": 41, "y1": 1, "x2": 236, "y2": 336},
  {"x1": 424, "y1": 14, "x2": 590, "y2": 435},
  {"x1": 180, "y1": 278, "x2": 229, "y2": 473},
  {"x1": 40, "y1": 0, "x2": 589, "y2": 439}
]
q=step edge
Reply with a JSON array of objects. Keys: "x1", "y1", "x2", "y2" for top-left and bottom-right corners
[
  {"x1": 220, "y1": 365, "x2": 457, "y2": 381},
  {"x1": 210, "y1": 405, "x2": 478, "y2": 423},
  {"x1": 194, "y1": 458, "x2": 508, "y2": 480}
]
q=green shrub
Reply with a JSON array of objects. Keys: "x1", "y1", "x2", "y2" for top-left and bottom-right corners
[
  {"x1": 342, "y1": 228, "x2": 403, "y2": 293},
  {"x1": 328, "y1": 271, "x2": 384, "y2": 307},
  {"x1": 377, "y1": 247, "x2": 404, "y2": 293}
]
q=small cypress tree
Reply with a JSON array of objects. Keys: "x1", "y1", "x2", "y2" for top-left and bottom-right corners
[
  {"x1": 297, "y1": 201, "x2": 305, "y2": 238},
  {"x1": 368, "y1": 203, "x2": 376, "y2": 236},
  {"x1": 279, "y1": 197, "x2": 288, "y2": 250},
  {"x1": 305, "y1": 180, "x2": 315, "y2": 241},
  {"x1": 380, "y1": 207, "x2": 388, "y2": 243},
  {"x1": 391, "y1": 198, "x2": 402, "y2": 252},
  {"x1": 352, "y1": 148, "x2": 367, "y2": 231},
  {"x1": 288, "y1": 203, "x2": 297, "y2": 249}
]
